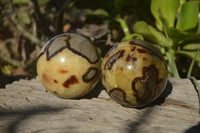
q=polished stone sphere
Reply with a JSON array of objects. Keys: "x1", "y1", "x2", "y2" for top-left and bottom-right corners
[
  {"x1": 101, "y1": 40, "x2": 168, "y2": 107},
  {"x1": 37, "y1": 33, "x2": 100, "y2": 98}
]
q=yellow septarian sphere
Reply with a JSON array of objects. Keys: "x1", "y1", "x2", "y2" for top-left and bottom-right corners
[
  {"x1": 101, "y1": 40, "x2": 168, "y2": 107},
  {"x1": 37, "y1": 33, "x2": 100, "y2": 98}
]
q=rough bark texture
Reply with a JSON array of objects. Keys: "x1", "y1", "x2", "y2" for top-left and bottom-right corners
[{"x1": 0, "y1": 78, "x2": 200, "y2": 133}]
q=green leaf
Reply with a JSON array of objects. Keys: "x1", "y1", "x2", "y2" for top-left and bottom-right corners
[
  {"x1": 133, "y1": 21, "x2": 168, "y2": 46},
  {"x1": 122, "y1": 33, "x2": 144, "y2": 41},
  {"x1": 151, "y1": 0, "x2": 163, "y2": 30},
  {"x1": 1, "y1": 65, "x2": 13, "y2": 76},
  {"x1": 85, "y1": 9, "x2": 109, "y2": 17},
  {"x1": 133, "y1": 21, "x2": 157, "y2": 42},
  {"x1": 176, "y1": 2, "x2": 199, "y2": 31},
  {"x1": 182, "y1": 43, "x2": 200, "y2": 51},
  {"x1": 167, "y1": 27, "x2": 200, "y2": 42},
  {"x1": 191, "y1": 1, "x2": 200, "y2": 6},
  {"x1": 151, "y1": 0, "x2": 179, "y2": 29},
  {"x1": 84, "y1": 9, "x2": 109, "y2": 24},
  {"x1": 160, "y1": 0, "x2": 179, "y2": 27},
  {"x1": 116, "y1": 18, "x2": 130, "y2": 37},
  {"x1": 159, "y1": 16, "x2": 169, "y2": 28}
]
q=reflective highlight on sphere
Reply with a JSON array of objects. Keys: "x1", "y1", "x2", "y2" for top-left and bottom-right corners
[
  {"x1": 37, "y1": 33, "x2": 100, "y2": 98},
  {"x1": 101, "y1": 40, "x2": 168, "y2": 108},
  {"x1": 60, "y1": 57, "x2": 65, "y2": 63}
]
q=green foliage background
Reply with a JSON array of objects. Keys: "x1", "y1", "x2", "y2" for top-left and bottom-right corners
[{"x1": 0, "y1": 0, "x2": 200, "y2": 80}]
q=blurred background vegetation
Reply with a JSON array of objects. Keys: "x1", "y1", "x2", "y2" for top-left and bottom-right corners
[{"x1": 0, "y1": 0, "x2": 200, "y2": 87}]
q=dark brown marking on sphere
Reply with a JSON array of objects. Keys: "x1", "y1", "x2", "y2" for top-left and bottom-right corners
[
  {"x1": 152, "y1": 78, "x2": 162, "y2": 99},
  {"x1": 82, "y1": 67, "x2": 98, "y2": 82},
  {"x1": 63, "y1": 75, "x2": 79, "y2": 88},
  {"x1": 42, "y1": 73, "x2": 51, "y2": 83},
  {"x1": 120, "y1": 67, "x2": 124, "y2": 72},
  {"x1": 41, "y1": 34, "x2": 98, "y2": 63},
  {"x1": 59, "y1": 69, "x2": 68, "y2": 74},
  {"x1": 143, "y1": 57, "x2": 147, "y2": 60},
  {"x1": 129, "y1": 40, "x2": 135, "y2": 45},
  {"x1": 132, "y1": 77, "x2": 146, "y2": 104},
  {"x1": 53, "y1": 79, "x2": 58, "y2": 83},
  {"x1": 143, "y1": 65, "x2": 159, "y2": 93},
  {"x1": 46, "y1": 46, "x2": 66, "y2": 61},
  {"x1": 126, "y1": 54, "x2": 137, "y2": 62},
  {"x1": 137, "y1": 48, "x2": 148, "y2": 54},
  {"x1": 104, "y1": 50, "x2": 125, "y2": 70},
  {"x1": 53, "y1": 91, "x2": 57, "y2": 94},
  {"x1": 126, "y1": 55, "x2": 131, "y2": 62},
  {"x1": 38, "y1": 44, "x2": 48, "y2": 59},
  {"x1": 38, "y1": 34, "x2": 65, "y2": 60},
  {"x1": 65, "y1": 38, "x2": 99, "y2": 64},
  {"x1": 108, "y1": 88, "x2": 133, "y2": 107},
  {"x1": 38, "y1": 50, "x2": 44, "y2": 60},
  {"x1": 131, "y1": 65, "x2": 159, "y2": 106},
  {"x1": 45, "y1": 43, "x2": 52, "y2": 60},
  {"x1": 65, "y1": 35, "x2": 72, "y2": 43},
  {"x1": 45, "y1": 34, "x2": 69, "y2": 61},
  {"x1": 106, "y1": 45, "x2": 119, "y2": 58},
  {"x1": 128, "y1": 40, "x2": 164, "y2": 61},
  {"x1": 142, "y1": 66, "x2": 149, "y2": 74},
  {"x1": 132, "y1": 57, "x2": 137, "y2": 62},
  {"x1": 131, "y1": 46, "x2": 136, "y2": 51}
]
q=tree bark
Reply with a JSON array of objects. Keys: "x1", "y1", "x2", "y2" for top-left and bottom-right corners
[{"x1": 0, "y1": 78, "x2": 199, "y2": 133}]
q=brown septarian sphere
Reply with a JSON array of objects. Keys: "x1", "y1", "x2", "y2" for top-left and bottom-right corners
[
  {"x1": 37, "y1": 33, "x2": 100, "y2": 98},
  {"x1": 101, "y1": 40, "x2": 168, "y2": 108}
]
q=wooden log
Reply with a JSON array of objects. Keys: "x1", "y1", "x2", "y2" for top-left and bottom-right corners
[{"x1": 0, "y1": 78, "x2": 199, "y2": 133}]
